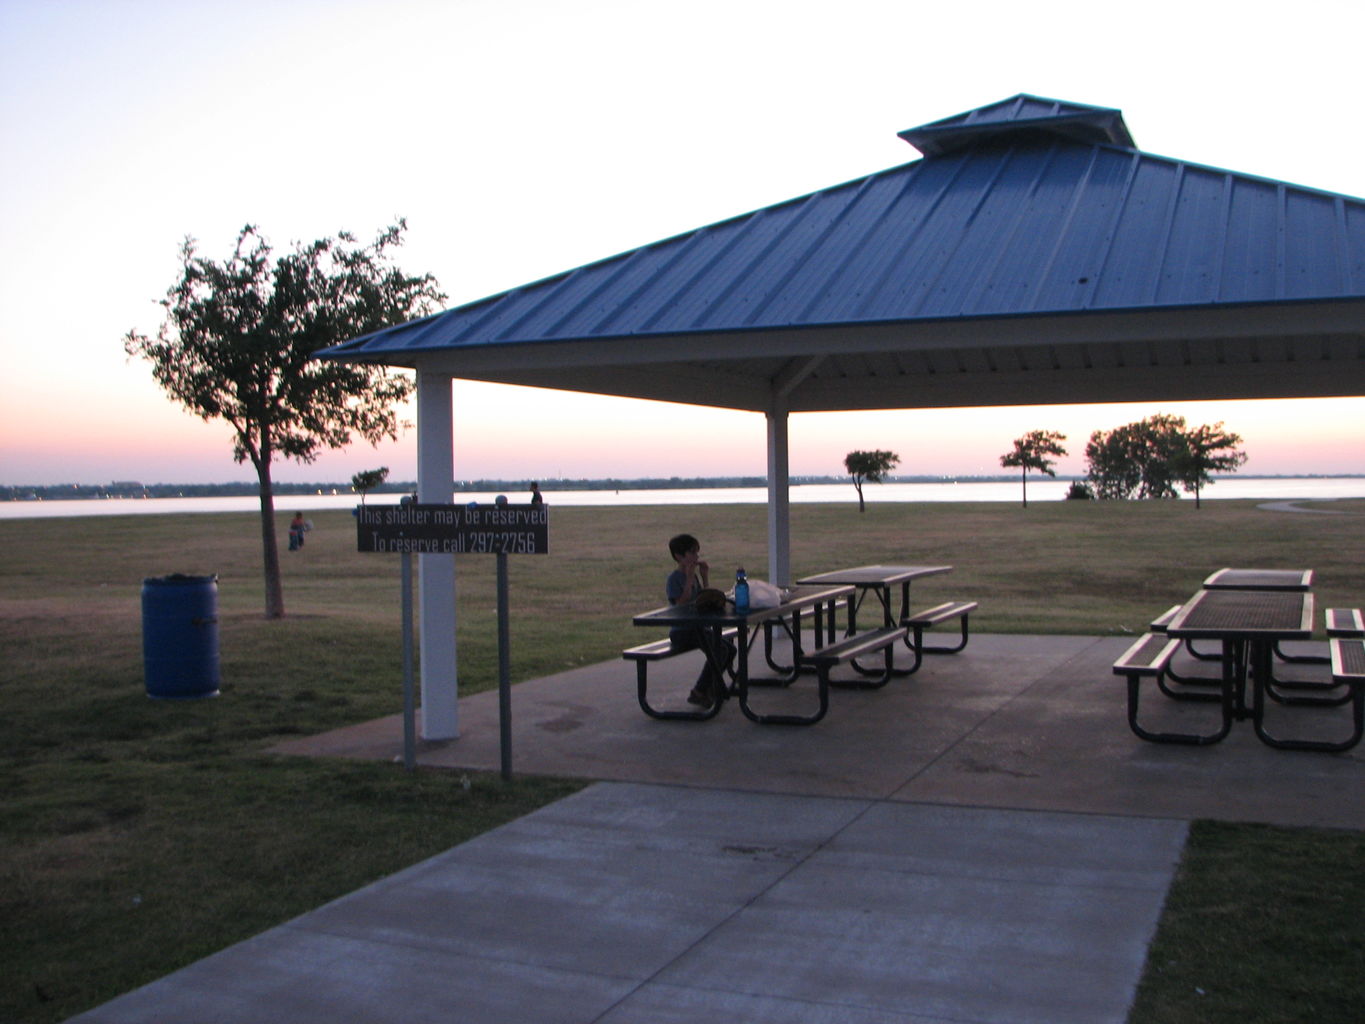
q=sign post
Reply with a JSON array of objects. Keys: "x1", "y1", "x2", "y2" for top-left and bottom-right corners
[
  {"x1": 400, "y1": 549, "x2": 416, "y2": 771},
  {"x1": 496, "y1": 553, "x2": 511, "y2": 780},
  {"x1": 357, "y1": 501, "x2": 548, "y2": 778}
]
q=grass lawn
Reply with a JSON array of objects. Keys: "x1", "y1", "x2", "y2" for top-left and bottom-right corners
[{"x1": 2, "y1": 498, "x2": 1363, "y2": 1023}]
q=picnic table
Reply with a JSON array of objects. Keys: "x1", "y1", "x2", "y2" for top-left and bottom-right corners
[
  {"x1": 632, "y1": 583, "x2": 853, "y2": 725},
  {"x1": 1201, "y1": 567, "x2": 1323, "y2": 668},
  {"x1": 1120, "y1": 569, "x2": 1364, "y2": 750},
  {"x1": 796, "y1": 564, "x2": 952, "y2": 632},
  {"x1": 1162, "y1": 567, "x2": 1320, "y2": 674},
  {"x1": 1162, "y1": 587, "x2": 1340, "y2": 748},
  {"x1": 794, "y1": 564, "x2": 961, "y2": 677}
]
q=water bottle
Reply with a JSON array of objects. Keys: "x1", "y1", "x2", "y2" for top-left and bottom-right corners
[{"x1": 734, "y1": 567, "x2": 750, "y2": 614}]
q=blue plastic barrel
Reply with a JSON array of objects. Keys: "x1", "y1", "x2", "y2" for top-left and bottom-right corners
[{"x1": 141, "y1": 574, "x2": 220, "y2": 699}]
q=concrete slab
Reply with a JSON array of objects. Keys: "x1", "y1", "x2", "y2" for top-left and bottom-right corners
[
  {"x1": 67, "y1": 923, "x2": 641, "y2": 1024},
  {"x1": 69, "y1": 784, "x2": 1186, "y2": 1024},
  {"x1": 646, "y1": 802, "x2": 1181, "y2": 1024},
  {"x1": 288, "y1": 786, "x2": 866, "y2": 981},
  {"x1": 894, "y1": 638, "x2": 1365, "y2": 828},
  {"x1": 275, "y1": 633, "x2": 1365, "y2": 828}
]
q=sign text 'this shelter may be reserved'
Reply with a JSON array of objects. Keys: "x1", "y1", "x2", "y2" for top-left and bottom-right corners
[{"x1": 356, "y1": 503, "x2": 548, "y2": 555}]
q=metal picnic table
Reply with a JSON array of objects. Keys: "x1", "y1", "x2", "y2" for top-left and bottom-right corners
[
  {"x1": 632, "y1": 583, "x2": 854, "y2": 725},
  {"x1": 796, "y1": 564, "x2": 953, "y2": 632},
  {"x1": 795, "y1": 564, "x2": 954, "y2": 677},
  {"x1": 1162, "y1": 586, "x2": 1348, "y2": 748}
]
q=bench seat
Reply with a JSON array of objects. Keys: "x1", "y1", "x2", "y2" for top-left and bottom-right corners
[
  {"x1": 804, "y1": 625, "x2": 908, "y2": 664},
  {"x1": 1326, "y1": 607, "x2": 1365, "y2": 638},
  {"x1": 904, "y1": 600, "x2": 977, "y2": 654},
  {"x1": 1150, "y1": 603, "x2": 1224, "y2": 671},
  {"x1": 735, "y1": 625, "x2": 906, "y2": 726},
  {"x1": 803, "y1": 625, "x2": 908, "y2": 692},
  {"x1": 1112, "y1": 633, "x2": 1180, "y2": 677},
  {"x1": 624, "y1": 627, "x2": 738, "y2": 720},
  {"x1": 1253, "y1": 638, "x2": 1365, "y2": 753},
  {"x1": 1267, "y1": 606, "x2": 1363, "y2": 670},
  {"x1": 1148, "y1": 605, "x2": 1181, "y2": 632},
  {"x1": 1331, "y1": 637, "x2": 1365, "y2": 682},
  {"x1": 1113, "y1": 632, "x2": 1232, "y2": 745},
  {"x1": 623, "y1": 627, "x2": 738, "y2": 662}
]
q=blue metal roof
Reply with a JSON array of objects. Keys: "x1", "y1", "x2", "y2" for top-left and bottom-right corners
[{"x1": 319, "y1": 95, "x2": 1365, "y2": 411}]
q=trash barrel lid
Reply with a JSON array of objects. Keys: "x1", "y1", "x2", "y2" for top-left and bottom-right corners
[{"x1": 143, "y1": 573, "x2": 219, "y2": 586}]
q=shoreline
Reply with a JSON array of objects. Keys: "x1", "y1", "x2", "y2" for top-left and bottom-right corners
[
  {"x1": 3, "y1": 478, "x2": 1363, "y2": 520},
  {"x1": 4, "y1": 471, "x2": 1362, "y2": 504}
]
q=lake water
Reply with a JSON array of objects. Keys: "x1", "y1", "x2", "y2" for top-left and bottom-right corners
[{"x1": 2, "y1": 477, "x2": 1361, "y2": 519}]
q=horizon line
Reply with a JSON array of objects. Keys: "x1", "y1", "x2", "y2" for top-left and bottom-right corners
[{"x1": 5, "y1": 470, "x2": 1363, "y2": 497}]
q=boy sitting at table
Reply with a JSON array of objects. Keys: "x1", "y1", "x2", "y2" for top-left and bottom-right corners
[{"x1": 667, "y1": 533, "x2": 736, "y2": 708}]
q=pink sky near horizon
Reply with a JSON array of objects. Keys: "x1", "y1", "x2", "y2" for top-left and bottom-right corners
[{"x1": 4, "y1": 380, "x2": 1361, "y2": 487}]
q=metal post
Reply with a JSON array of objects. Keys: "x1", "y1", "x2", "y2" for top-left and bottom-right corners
[
  {"x1": 401, "y1": 550, "x2": 417, "y2": 772},
  {"x1": 497, "y1": 551, "x2": 512, "y2": 781}
]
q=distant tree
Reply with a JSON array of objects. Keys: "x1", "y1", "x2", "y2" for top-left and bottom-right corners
[
  {"x1": 351, "y1": 467, "x2": 390, "y2": 505},
  {"x1": 1170, "y1": 423, "x2": 1248, "y2": 509},
  {"x1": 125, "y1": 222, "x2": 444, "y2": 618},
  {"x1": 844, "y1": 450, "x2": 900, "y2": 513},
  {"x1": 1085, "y1": 421, "x2": 1145, "y2": 500},
  {"x1": 1085, "y1": 414, "x2": 1237, "y2": 502},
  {"x1": 999, "y1": 430, "x2": 1067, "y2": 508},
  {"x1": 1135, "y1": 414, "x2": 1190, "y2": 498}
]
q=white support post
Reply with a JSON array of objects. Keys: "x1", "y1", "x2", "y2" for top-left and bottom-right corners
[
  {"x1": 416, "y1": 370, "x2": 459, "y2": 739},
  {"x1": 766, "y1": 402, "x2": 791, "y2": 586}
]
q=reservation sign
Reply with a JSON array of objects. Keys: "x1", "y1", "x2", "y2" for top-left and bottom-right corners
[{"x1": 356, "y1": 503, "x2": 548, "y2": 555}]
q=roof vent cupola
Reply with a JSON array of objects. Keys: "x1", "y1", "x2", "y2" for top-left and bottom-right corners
[{"x1": 898, "y1": 93, "x2": 1137, "y2": 157}]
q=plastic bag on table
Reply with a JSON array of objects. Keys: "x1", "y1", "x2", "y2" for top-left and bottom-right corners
[{"x1": 746, "y1": 579, "x2": 784, "y2": 609}]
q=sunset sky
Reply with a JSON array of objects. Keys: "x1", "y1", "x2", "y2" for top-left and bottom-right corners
[{"x1": 2, "y1": 0, "x2": 1362, "y2": 487}]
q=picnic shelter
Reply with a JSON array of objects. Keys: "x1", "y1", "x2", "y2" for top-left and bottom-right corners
[{"x1": 318, "y1": 93, "x2": 1365, "y2": 737}]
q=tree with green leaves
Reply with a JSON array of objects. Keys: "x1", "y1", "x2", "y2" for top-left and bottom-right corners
[
  {"x1": 1084, "y1": 421, "x2": 1146, "y2": 500},
  {"x1": 1085, "y1": 415, "x2": 1185, "y2": 500},
  {"x1": 999, "y1": 429, "x2": 1067, "y2": 508},
  {"x1": 1171, "y1": 422, "x2": 1248, "y2": 509},
  {"x1": 125, "y1": 222, "x2": 445, "y2": 618},
  {"x1": 844, "y1": 450, "x2": 900, "y2": 513},
  {"x1": 351, "y1": 467, "x2": 390, "y2": 505},
  {"x1": 1084, "y1": 414, "x2": 1243, "y2": 503}
]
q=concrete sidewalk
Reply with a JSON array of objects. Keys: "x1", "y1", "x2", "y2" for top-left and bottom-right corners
[
  {"x1": 71, "y1": 784, "x2": 1186, "y2": 1024},
  {"x1": 70, "y1": 634, "x2": 1363, "y2": 1023}
]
